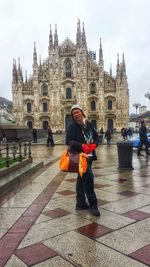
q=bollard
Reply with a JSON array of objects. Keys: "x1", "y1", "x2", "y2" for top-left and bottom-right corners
[{"x1": 117, "y1": 141, "x2": 134, "y2": 170}]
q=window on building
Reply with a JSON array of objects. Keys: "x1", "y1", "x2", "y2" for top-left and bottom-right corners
[
  {"x1": 27, "y1": 121, "x2": 32, "y2": 129},
  {"x1": 41, "y1": 83, "x2": 48, "y2": 96},
  {"x1": 64, "y1": 59, "x2": 72, "y2": 78},
  {"x1": 27, "y1": 103, "x2": 32, "y2": 113},
  {"x1": 66, "y1": 88, "x2": 72, "y2": 99},
  {"x1": 108, "y1": 100, "x2": 112, "y2": 110},
  {"x1": 90, "y1": 83, "x2": 96, "y2": 94},
  {"x1": 91, "y1": 100, "x2": 96, "y2": 111},
  {"x1": 43, "y1": 102, "x2": 48, "y2": 112}
]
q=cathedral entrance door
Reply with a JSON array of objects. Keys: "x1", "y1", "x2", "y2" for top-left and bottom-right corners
[
  {"x1": 43, "y1": 121, "x2": 48, "y2": 130},
  {"x1": 27, "y1": 121, "x2": 33, "y2": 129},
  {"x1": 107, "y1": 119, "x2": 113, "y2": 131},
  {"x1": 65, "y1": 115, "x2": 72, "y2": 130}
]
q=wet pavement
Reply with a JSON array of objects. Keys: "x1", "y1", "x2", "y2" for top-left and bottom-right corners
[{"x1": 0, "y1": 143, "x2": 150, "y2": 266}]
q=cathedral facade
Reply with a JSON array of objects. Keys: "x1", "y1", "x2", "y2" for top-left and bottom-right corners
[{"x1": 12, "y1": 20, "x2": 129, "y2": 132}]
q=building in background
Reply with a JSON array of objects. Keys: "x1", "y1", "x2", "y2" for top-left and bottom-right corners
[
  {"x1": 12, "y1": 20, "x2": 129, "y2": 131},
  {"x1": 0, "y1": 97, "x2": 16, "y2": 125},
  {"x1": 0, "y1": 97, "x2": 12, "y2": 113},
  {"x1": 129, "y1": 108, "x2": 150, "y2": 132},
  {"x1": 139, "y1": 105, "x2": 147, "y2": 114}
]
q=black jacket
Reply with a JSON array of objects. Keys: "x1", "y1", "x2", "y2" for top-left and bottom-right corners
[
  {"x1": 139, "y1": 126, "x2": 148, "y2": 141},
  {"x1": 66, "y1": 121, "x2": 99, "y2": 159}
]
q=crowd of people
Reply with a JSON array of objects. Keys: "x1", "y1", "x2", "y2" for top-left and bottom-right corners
[{"x1": 121, "y1": 127, "x2": 133, "y2": 141}]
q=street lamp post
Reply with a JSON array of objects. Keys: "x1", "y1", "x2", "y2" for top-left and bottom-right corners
[
  {"x1": 133, "y1": 103, "x2": 141, "y2": 115},
  {"x1": 145, "y1": 92, "x2": 150, "y2": 110},
  {"x1": 133, "y1": 103, "x2": 141, "y2": 129},
  {"x1": 145, "y1": 92, "x2": 150, "y2": 128}
]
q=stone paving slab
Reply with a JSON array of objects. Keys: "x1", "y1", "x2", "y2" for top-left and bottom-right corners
[
  {"x1": 43, "y1": 231, "x2": 147, "y2": 267},
  {"x1": 0, "y1": 161, "x2": 43, "y2": 188}
]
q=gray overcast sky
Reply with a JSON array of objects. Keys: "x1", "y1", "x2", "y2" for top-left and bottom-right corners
[{"x1": 0, "y1": 0, "x2": 150, "y2": 113}]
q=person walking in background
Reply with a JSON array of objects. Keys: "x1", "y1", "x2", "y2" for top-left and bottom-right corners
[
  {"x1": 104, "y1": 129, "x2": 112, "y2": 146},
  {"x1": 100, "y1": 127, "x2": 104, "y2": 143},
  {"x1": 32, "y1": 128, "x2": 37, "y2": 143},
  {"x1": 122, "y1": 128, "x2": 128, "y2": 141},
  {"x1": 127, "y1": 127, "x2": 133, "y2": 140},
  {"x1": 138, "y1": 120, "x2": 150, "y2": 156},
  {"x1": 1, "y1": 130, "x2": 6, "y2": 143},
  {"x1": 47, "y1": 126, "x2": 55, "y2": 147},
  {"x1": 66, "y1": 104, "x2": 100, "y2": 217},
  {"x1": 100, "y1": 127, "x2": 104, "y2": 135}
]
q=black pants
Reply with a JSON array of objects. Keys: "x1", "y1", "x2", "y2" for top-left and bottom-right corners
[
  {"x1": 138, "y1": 139, "x2": 149, "y2": 155},
  {"x1": 76, "y1": 157, "x2": 97, "y2": 208},
  {"x1": 47, "y1": 137, "x2": 55, "y2": 146}
]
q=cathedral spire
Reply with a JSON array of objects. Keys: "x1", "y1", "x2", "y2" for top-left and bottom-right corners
[
  {"x1": 76, "y1": 19, "x2": 81, "y2": 47},
  {"x1": 49, "y1": 24, "x2": 53, "y2": 52},
  {"x1": 110, "y1": 63, "x2": 112, "y2": 76},
  {"x1": 122, "y1": 53, "x2": 126, "y2": 75},
  {"x1": 12, "y1": 58, "x2": 18, "y2": 83},
  {"x1": 39, "y1": 55, "x2": 43, "y2": 75},
  {"x1": 99, "y1": 38, "x2": 103, "y2": 61},
  {"x1": 116, "y1": 53, "x2": 120, "y2": 77},
  {"x1": 18, "y1": 57, "x2": 21, "y2": 71},
  {"x1": 32, "y1": 42, "x2": 38, "y2": 78},
  {"x1": 33, "y1": 42, "x2": 37, "y2": 66},
  {"x1": 54, "y1": 24, "x2": 58, "y2": 49},
  {"x1": 99, "y1": 38, "x2": 104, "y2": 71},
  {"x1": 120, "y1": 53, "x2": 127, "y2": 85},
  {"x1": 18, "y1": 57, "x2": 23, "y2": 82},
  {"x1": 25, "y1": 70, "x2": 28, "y2": 84},
  {"x1": 81, "y1": 22, "x2": 87, "y2": 47}
]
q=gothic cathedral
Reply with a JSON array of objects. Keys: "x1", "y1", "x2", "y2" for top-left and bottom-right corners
[{"x1": 12, "y1": 20, "x2": 129, "y2": 132}]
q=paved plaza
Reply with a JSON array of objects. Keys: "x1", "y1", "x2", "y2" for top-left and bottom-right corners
[{"x1": 0, "y1": 143, "x2": 150, "y2": 266}]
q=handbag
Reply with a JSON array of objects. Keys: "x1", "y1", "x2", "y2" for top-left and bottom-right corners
[{"x1": 59, "y1": 148, "x2": 87, "y2": 177}]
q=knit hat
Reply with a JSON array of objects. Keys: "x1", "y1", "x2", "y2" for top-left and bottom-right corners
[{"x1": 70, "y1": 104, "x2": 85, "y2": 117}]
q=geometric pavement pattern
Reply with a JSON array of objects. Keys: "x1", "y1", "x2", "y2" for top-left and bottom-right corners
[{"x1": 0, "y1": 144, "x2": 150, "y2": 266}]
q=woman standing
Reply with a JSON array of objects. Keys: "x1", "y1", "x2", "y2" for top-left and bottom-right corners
[{"x1": 66, "y1": 104, "x2": 100, "y2": 217}]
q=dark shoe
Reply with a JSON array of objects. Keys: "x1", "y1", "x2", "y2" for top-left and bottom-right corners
[
  {"x1": 90, "y1": 206, "x2": 100, "y2": 216},
  {"x1": 137, "y1": 153, "x2": 143, "y2": 156},
  {"x1": 146, "y1": 153, "x2": 150, "y2": 155},
  {"x1": 76, "y1": 203, "x2": 89, "y2": 210}
]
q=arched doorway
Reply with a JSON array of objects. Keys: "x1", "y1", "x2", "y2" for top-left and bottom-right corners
[
  {"x1": 107, "y1": 119, "x2": 113, "y2": 131},
  {"x1": 27, "y1": 121, "x2": 33, "y2": 129},
  {"x1": 65, "y1": 115, "x2": 72, "y2": 130},
  {"x1": 43, "y1": 121, "x2": 48, "y2": 130},
  {"x1": 91, "y1": 119, "x2": 97, "y2": 129}
]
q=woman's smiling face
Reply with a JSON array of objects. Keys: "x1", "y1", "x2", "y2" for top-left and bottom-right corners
[{"x1": 72, "y1": 109, "x2": 84, "y2": 122}]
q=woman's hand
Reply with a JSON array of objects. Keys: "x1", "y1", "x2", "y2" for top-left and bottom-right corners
[{"x1": 82, "y1": 143, "x2": 97, "y2": 154}]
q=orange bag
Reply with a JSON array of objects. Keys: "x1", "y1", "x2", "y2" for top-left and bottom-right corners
[
  {"x1": 59, "y1": 150, "x2": 87, "y2": 177},
  {"x1": 79, "y1": 152, "x2": 88, "y2": 177}
]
